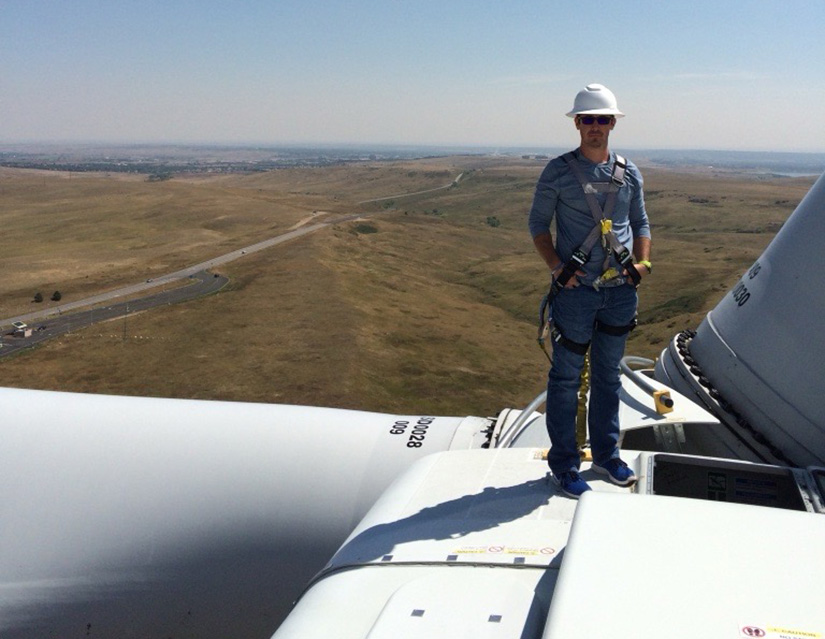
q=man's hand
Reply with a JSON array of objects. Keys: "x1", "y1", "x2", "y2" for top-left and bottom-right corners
[
  {"x1": 552, "y1": 263, "x2": 586, "y2": 289},
  {"x1": 621, "y1": 262, "x2": 649, "y2": 287},
  {"x1": 630, "y1": 260, "x2": 651, "y2": 278}
]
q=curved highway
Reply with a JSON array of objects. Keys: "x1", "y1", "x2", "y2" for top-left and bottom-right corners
[
  {"x1": 0, "y1": 172, "x2": 463, "y2": 357},
  {"x1": 0, "y1": 271, "x2": 228, "y2": 358}
]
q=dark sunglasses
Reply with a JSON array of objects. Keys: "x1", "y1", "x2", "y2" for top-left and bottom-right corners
[{"x1": 578, "y1": 115, "x2": 614, "y2": 125}]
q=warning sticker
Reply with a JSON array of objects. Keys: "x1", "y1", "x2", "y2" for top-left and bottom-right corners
[
  {"x1": 451, "y1": 545, "x2": 488, "y2": 554},
  {"x1": 451, "y1": 545, "x2": 556, "y2": 557},
  {"x1": 502, "y1": 547, "x2": 539, "y2": 556},
  {"x1": 739, "y1": 623, "x2": 821, "y2": 639}
]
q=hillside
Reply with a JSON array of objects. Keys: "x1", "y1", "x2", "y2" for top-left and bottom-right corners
[{"x1": 0, "y1": 159, "x2": 814, "y2": 416}]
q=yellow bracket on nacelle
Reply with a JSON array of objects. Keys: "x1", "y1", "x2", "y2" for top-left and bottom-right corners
[{"x1": 653, "y1": 389, "x2": 674, "y2": 415}]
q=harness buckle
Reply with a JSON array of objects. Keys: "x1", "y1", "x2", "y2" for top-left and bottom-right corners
[
  {"x1": 593, "y1": 267, "x2": 620, "y2": 290},
  {"x1": 611, "y1": 154, "x2": 627, "y2": 187},
  {"x1": 570, "y1": 249, "x2": 588, "y2": 267}
]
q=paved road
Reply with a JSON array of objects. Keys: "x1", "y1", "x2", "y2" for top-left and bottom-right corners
[
  {"x1": 357, "y1": 173, "x2": 463, "y2": 204},
  {"x1": 0, "y1": 271, "x2": 228, "y2": 358},
  {"x1": 0, "y1": 172, "x2": 462, "y2": 357},
  {"x1": 0, "y1": 216, "x2": 354, "y2": 358},
  {"x1": 0, "y1": 220, "x2": 338, "y2": 329}
]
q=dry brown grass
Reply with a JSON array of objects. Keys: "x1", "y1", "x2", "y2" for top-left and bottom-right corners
[{"x1": 0, "y1": 160, "x2": 814, "y2": 416}]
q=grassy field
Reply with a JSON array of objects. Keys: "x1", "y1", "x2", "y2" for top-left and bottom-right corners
[{"x1": 0, "y1": 159, "x2": 815, "y2": 416}]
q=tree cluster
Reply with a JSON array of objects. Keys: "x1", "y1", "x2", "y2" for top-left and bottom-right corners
[{"x1": 32, "y1": 291, "x2": 62, "y2": 303}]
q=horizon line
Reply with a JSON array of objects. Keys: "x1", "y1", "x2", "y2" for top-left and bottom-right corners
[{"x1": 2, "y1": 140, "x2": 825, "y2": 156}]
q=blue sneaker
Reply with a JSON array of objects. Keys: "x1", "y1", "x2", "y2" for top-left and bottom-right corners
[
  {"x1": 591, "y1": 458, "x2": 637, "y2": 486},
  {"x1": 552, "y1": 470, "x2": 592, "y2": 499}
]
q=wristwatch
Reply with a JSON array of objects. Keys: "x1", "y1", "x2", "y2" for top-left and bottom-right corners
[{"x1": 639, "y1": 260, "x2": 652, "y2": 274}]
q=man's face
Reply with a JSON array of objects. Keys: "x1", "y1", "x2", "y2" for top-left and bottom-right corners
[{"x1": 575, "y1": 114, "x2": 615, "y2": 148}]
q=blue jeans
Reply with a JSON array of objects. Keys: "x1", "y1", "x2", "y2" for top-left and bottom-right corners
[{"x1": 545, "y1": 284, "x2": 638, "y2": 476}]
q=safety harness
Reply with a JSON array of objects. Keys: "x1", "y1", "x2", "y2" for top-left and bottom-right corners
[{"x1": 537, "y1": 151, "x2": 640, "y2": 361}]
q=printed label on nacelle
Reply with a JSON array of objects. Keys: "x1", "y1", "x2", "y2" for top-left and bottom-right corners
[
  {"x1": 388, "y1": 416, "x2": 436, "y2": 449},
  {"x1": 727, "y1": 259, "x2": 768, "y2": 310}
]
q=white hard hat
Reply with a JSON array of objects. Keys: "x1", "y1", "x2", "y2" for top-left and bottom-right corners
[{"x1": 566, "y1": 83, "x2": 625, "y2": 118}]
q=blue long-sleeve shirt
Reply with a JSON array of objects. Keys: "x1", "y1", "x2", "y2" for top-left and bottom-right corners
[{"x1": 528, "y1": 149, "x2": 651, "y2": 286}]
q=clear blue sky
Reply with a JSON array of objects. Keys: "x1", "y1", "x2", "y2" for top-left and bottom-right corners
[{"x1": 2, "y1": 0, "x2": 824, "y2": 151}]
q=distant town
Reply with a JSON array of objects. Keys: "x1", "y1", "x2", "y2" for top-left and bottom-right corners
[
  {"x1": 0, "y1": 143, "x2": 451, "y2": 176},
  {"x1": 1, "y1": 143, "x2": 824, "y2": 177}
]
